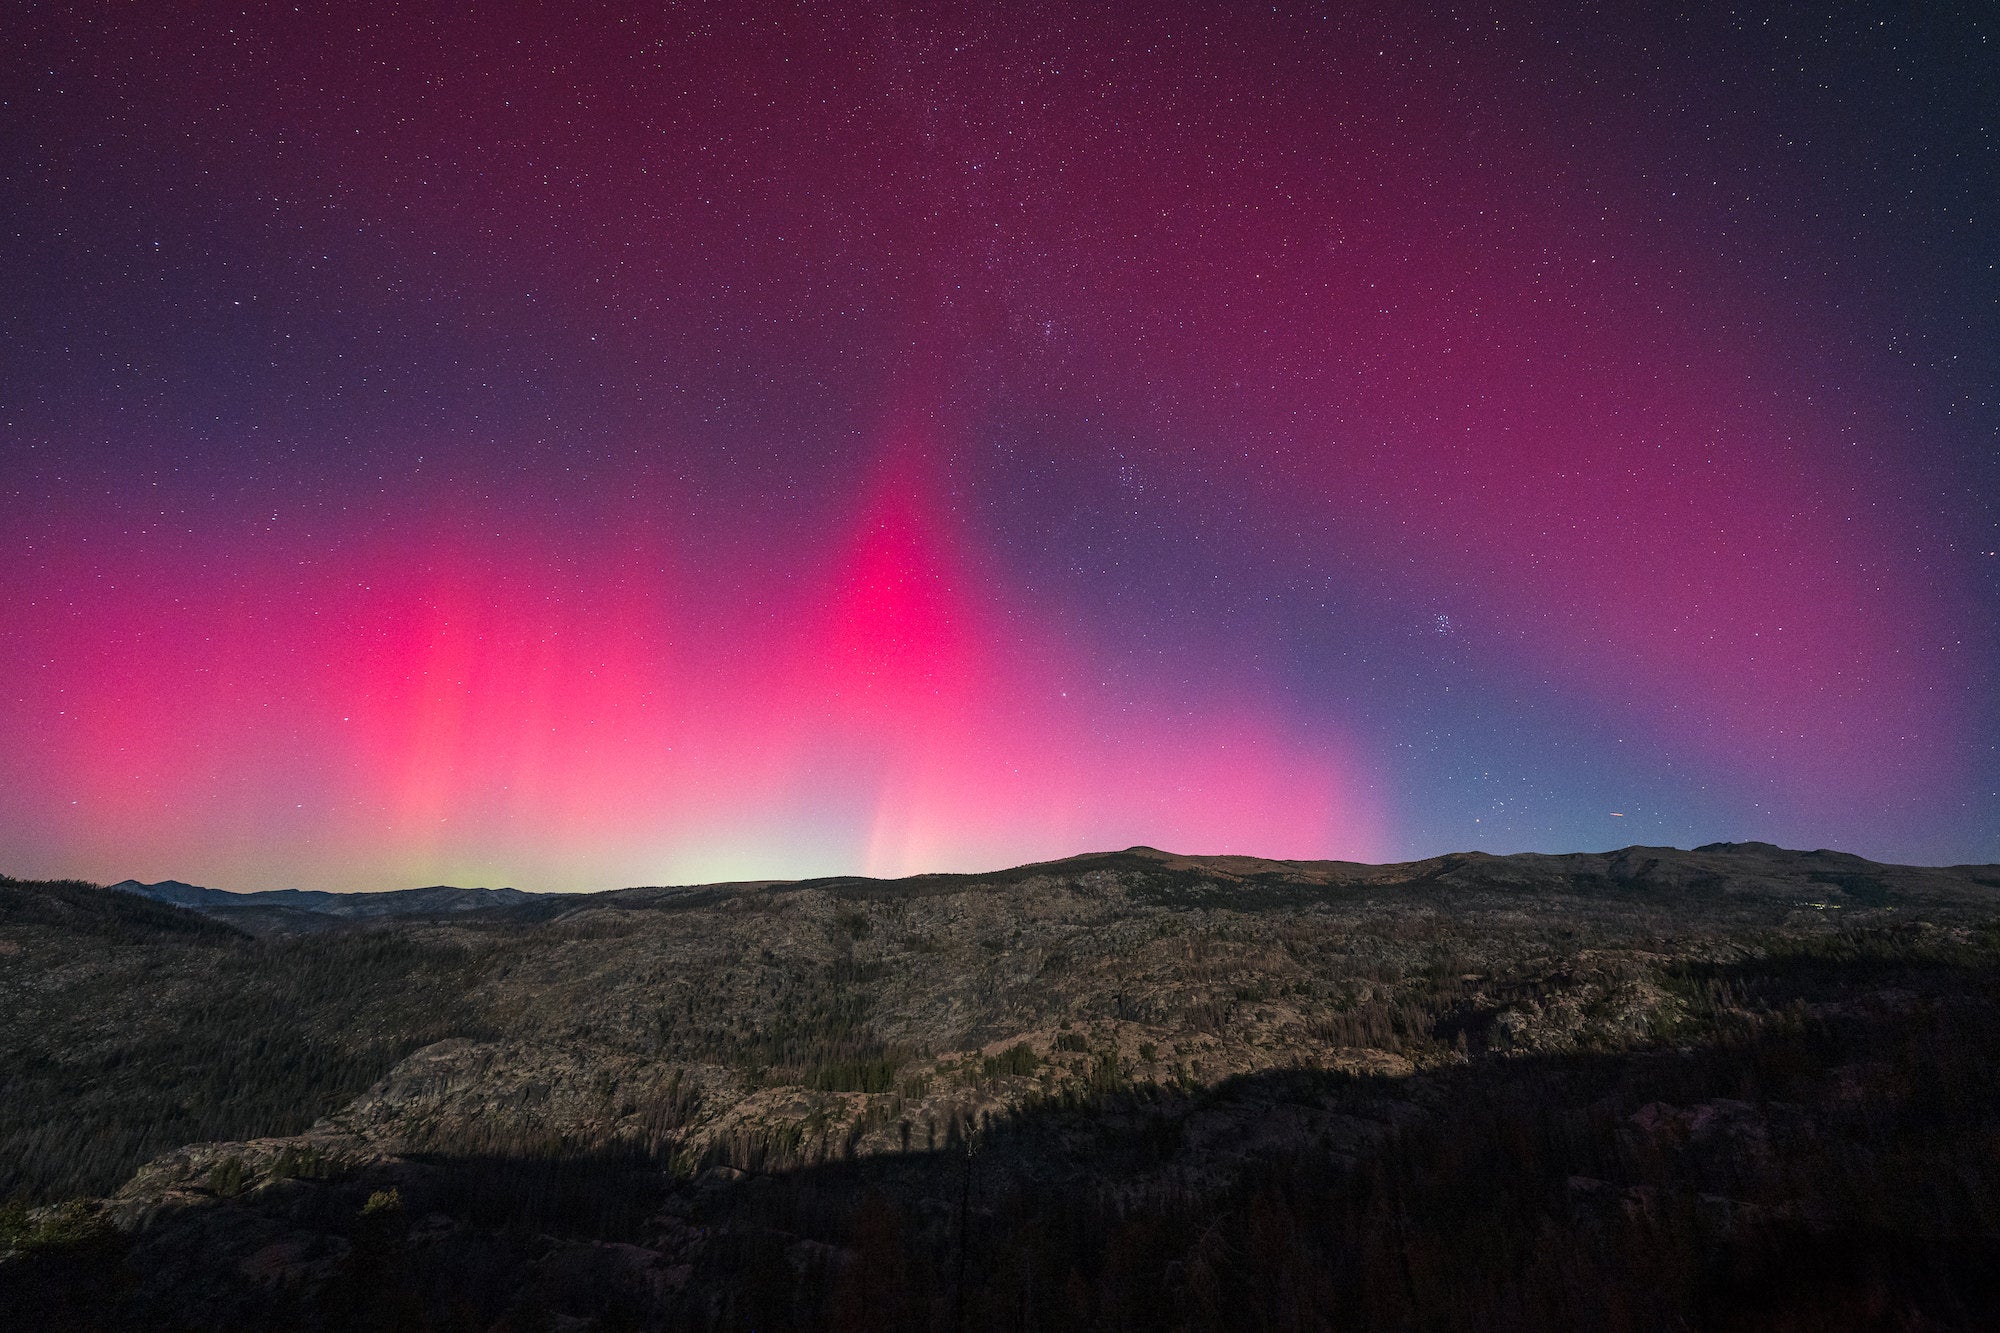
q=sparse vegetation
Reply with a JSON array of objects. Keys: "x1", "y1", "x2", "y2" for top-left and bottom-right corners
[
  {"x1": 207, "y1": 1156, "x2": 251, "y2": 1198},
  {"x1": 0, "y1": 878, "x2": 494, "y2": 1202},
  {"x1": 981, "y1": 1043, "x2": 1039, "y2": 1080}
]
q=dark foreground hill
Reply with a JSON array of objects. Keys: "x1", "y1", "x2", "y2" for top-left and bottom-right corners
[{"x1": 4, "y1": 843, "x2": 2000, "y2": 1330}]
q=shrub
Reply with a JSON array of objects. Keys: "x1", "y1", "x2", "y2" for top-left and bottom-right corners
[
  {"x1": 207, "y1": 1156, "x2": 251, "y2": 1198},
  {"x1": 808, "y1": 1054, "x2": 904, "y2": 1093},
  {"x1": 983, "y1": 1044, "x2": 1040, "y2": 1080},
  {"x1": 361, "y1": 1187, "x2": 403, "y2": 1217},
  {"x1": 269, "y1": 1144, "x2": 333, "y2": 1181}
]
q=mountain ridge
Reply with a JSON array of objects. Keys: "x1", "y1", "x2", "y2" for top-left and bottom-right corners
[
  {"x1": 103, "y1": 839, "x2": 2000, "y2": 927},
  {"x1": 107, "y1": 879, "x2": 542, "y2": 921}
]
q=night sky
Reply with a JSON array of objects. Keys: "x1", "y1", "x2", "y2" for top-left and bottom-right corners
[{"x1": 4, "y1": 2, "x2": 1995, "y2": 893}]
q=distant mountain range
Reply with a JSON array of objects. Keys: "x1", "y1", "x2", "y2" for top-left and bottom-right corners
[
  {"x1": 106, "y1": 878, "x2": 542, "y2": 921},
  {"x1": 101, "y1": 840, "x2": 2000, "y2": 930}
]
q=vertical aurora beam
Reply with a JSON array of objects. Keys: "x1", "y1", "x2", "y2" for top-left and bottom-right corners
[{"x1": 0, "y1": 443, "x2": 1381, "y2": 891}]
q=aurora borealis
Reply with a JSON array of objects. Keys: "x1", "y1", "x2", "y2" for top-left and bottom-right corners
[{"x1": 4, "y1": 2, "x2": 1995, "y2": 892}]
